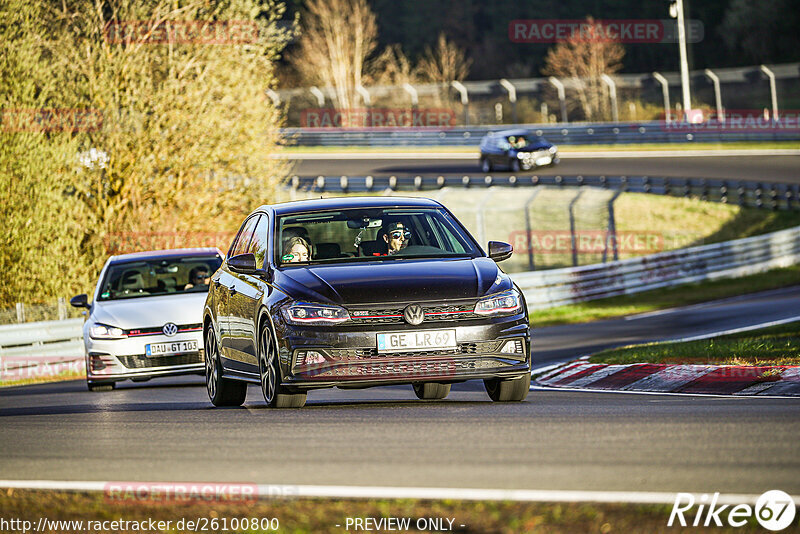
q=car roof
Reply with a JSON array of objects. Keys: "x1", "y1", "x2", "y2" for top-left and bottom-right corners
[
  {"x1": 108, "y1": 247, "x2": 223, "y2": 264},
  {"x1": 489, "y1": 128, "x2": 532, "y2": 137},
  {"x1": 262, "y1": 196, "x2": 444, "y2": 216}
]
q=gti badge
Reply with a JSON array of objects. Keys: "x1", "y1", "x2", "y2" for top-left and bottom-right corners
[
  {"x1": 162, "y1": 322, "x2": 178, "y2": 337},
  {"x1": 403, "y1": 304, "x2": 424, "y2": 326}
]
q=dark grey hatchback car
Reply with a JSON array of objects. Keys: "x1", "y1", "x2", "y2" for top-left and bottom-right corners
[{"x1": 203, "y1": 196, "x2": 531, "y2": 408}]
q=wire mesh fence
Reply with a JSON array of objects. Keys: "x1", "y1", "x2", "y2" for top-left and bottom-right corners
[{"x1": 0, "y1": 299, "x2": 85, "y2": 325}]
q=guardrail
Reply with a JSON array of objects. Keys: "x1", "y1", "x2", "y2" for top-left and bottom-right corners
[
  {"x1": 290, "y1": 175, "x2": 800, "y2": 211},
  {"x1": 0, "y1": 319, "x2": 84, "y2": 379},
  {"x1": 283, "y1": 121, "x2": 800, "y2": 146},
  {"x1": 513, "y1": 226, "x2": 800, "y2": 310}
]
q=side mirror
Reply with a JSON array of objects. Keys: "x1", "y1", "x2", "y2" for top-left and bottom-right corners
[
  {"x1": 488, "y1": 241, "x2": 513, "y2": 262},
  {"x1": 70, "y1": 294, "x2": 90, "y2": 309},
  {"x1": 228, "y1": 253, "x2": 257, "y2": 274}
]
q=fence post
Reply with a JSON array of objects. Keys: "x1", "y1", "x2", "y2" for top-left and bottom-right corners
[
  {"x1": 524, "y1": 188, "x2": 542, "y2": 271},
  {"x1": 58, "y1": 297, "x2": 67, "y2": 321},
  {"x1": 16, "y1": 302, "x2": 25, "y2": 323},
  {"x1": 548, "y1": 77, "x2": 568, "y2": 123},
  {"x1": 568, "y1": 189, "x2": 584, "y2": 267},
  {"x1": 604, "y1": 191, "x2": 622, "y2": 263}
]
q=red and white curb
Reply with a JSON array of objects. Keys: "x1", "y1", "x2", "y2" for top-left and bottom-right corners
[{"x1": 535, "y1": 360, "x2": 800, "y2": 396}]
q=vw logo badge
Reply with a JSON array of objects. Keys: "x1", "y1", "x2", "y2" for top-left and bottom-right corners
[
  {"x1": 162, "y1": 323, "x2": 178, "y2": 337},
  {"x1": 403, "y1": 304, "x2": 424, "y2": 326}
]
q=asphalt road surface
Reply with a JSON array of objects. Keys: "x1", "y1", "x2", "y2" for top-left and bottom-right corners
[
  {"x1": 2, "y1": 288, "x2": 799, "y2": 494},
  {"x1": 291, "y1": 154, "x2": 800, "y2": 184}
]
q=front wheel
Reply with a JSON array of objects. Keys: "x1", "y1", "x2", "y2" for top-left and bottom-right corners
[
  {"x1": 205, "y1": 326, "x2": 246, "y2": 407},
  {"x1": 413, "y1": 382, "x2": 451, "y2": 400},
  {"x1": 259, "y1": 322, "x2": 306, "y2": 408},
  {"x1": 510, "y1": 158, "x2": 522, "y2": 172},
  {"x1": 484, "y1": 373, "x2": 531, "y2": 402},
  {"x1": 481, "y1": 157, "x2": 492, "y2": 173}
]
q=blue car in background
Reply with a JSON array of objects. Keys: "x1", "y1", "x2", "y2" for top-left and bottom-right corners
[{"x1": 479, "y1": 128, "x2": 559, "y2": 172}]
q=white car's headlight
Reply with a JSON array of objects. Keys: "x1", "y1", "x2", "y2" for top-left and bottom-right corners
[
  {"x1": 474, "y1": 289, "x2": 522, "y2": 316},
  {"x1": 281, "y1": 302, "x2": 350, "y2": 325},
  {"x1": 549, "y1": 146, "x2": 557, "y2": 154},
  {"x1": 516, "y1": 152, "x2": 526, "y2": 159},
  {"x1": 89, "y1": 323, "x2": 127, "y2": 339}
]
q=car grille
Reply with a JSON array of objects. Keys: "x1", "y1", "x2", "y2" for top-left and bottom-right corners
[
  {"x1": 324, "y1": 340, "x2": 501, "y2": 361},
  {"x1": 305, "y1": 357, "x2": 514, "y2": 379},
  {"x1": 117, "y1": 351, "x2": 203, "y2": 369},
  {"x1": 125, "y1": 323, "x2": 202, "y2": 337},
  {"x1": 349, "y1": 304, "x2": 481, "y2": 324}
]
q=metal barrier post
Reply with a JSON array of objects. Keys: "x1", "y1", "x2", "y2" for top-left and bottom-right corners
[
  {"x1": 604, "y1": 190, "x2": 622, "y2": 263},
  {"x1": 548, "y1": 77, "x2": 568, "y2": 123},
  {"x1": 58, "y1": 298, "x2": 67, "y2": 321},
  {"x1": 760, "y1": 65, "x2": 779, "y2": 119},
  {"x1": 16, "y1": 303, "x2": 25, "y2": 324},
  {"x1": 451, "y1": 81, "x2": 469, "y2": 126},
  {"x1": 601, "y1": 74, "x2": 619, "y2": 122},
  {"x1": 653, "y1": 72, "x2": 671, "y2": 122},
  {"x1": 499, "y1": 79, "x2": 518, "y2": 124},
  {"x1": 568, "y1": 189, "x2": 584, "y2": 267},
  {"x1": 704, "y1": 69, "x2": 723, "y2": 122},
  {"x1": 524, "y1": 188, "x2": 542, "y2": 270}
]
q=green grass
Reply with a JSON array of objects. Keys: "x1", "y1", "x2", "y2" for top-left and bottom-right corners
[
  {"x1": 277, "y1": 141, "x2": 800, "y2": 154},
  {"x1": 589, "y1": 321, "x2": 800, "y2": 366},
  {"x1": 532, "y1": 265, "x2": 800, "y2": 327},
  {"x1": 0, "y1": 370, "x2": 84, "y2": 388},
  {"x1": 0, "y1": 489, "x2": 781, "y2": 533}
]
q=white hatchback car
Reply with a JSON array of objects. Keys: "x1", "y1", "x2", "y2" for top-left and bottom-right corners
[{"x1": 71, "y1": 248, "x2": 223, "y2": 391}]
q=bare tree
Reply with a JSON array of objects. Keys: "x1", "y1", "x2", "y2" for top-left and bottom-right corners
[
  {"x1": 290, "y1": 0, "x2": 378, "y2": 110},
  {"x1": 367, "y1": 44, "x2": 416, "y2": 87},
  {"x1": 415, "y1": 33, "x2": 471, "y2": 86},
  {"x1": 542, "y1": 17, "x2": 625, "y2": 121}
]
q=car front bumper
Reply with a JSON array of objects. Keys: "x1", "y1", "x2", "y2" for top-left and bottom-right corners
[
  {"x1": 275, "y1": 315, "x2": 530, "y2": 389},
  {"x1": 84, "y1": 331, "x2": 204, "y2": 382}
]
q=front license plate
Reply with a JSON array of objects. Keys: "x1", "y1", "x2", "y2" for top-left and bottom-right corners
[
  {"x1": 145, "y1": 340, "x2": 198, "y2": 357},
  {"x1": 376, "y1": 329, "x2": 457, "y2": 354},
  {"x1": 535, "y1": 156, "x2": 552, "y2": 166}
]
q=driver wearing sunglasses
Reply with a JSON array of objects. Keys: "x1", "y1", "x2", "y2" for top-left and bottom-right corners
[{"x1": 382, "y1": 221, "x2": 410, "y2": 255}]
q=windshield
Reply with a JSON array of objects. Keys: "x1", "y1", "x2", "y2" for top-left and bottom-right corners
[
  {"x1": 276, "y1": 207, "x2": 481, "y2": 266},
  {"x1": 97, "y1": 255, "x2": 223, "y2": 301}
]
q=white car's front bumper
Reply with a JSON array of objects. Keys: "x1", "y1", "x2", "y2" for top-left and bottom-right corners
[{"x1": 85, "y1": 329, "x2": 204, "y2": 382}]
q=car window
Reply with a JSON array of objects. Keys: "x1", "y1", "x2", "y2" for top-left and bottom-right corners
[
  {"x1": 96, "y1": 255, "x2": 223, "y2": 301},
  {"x1": 247, "y1": 214, "x2": 270, "y2": 269},
  {"x1": 229, "y1": 215, "x2": 260, "y2": 258},
  {"x1": 275, "y1": 207, "x2": 480, "y2": 266}
]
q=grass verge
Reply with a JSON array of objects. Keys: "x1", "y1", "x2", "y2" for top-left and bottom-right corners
[
  {"x1": 531, "y1": 266, "x2": 800, "y2": 327},
  {"x1": 0, "y1": 489, "x2": 780, "y2": 534},
  {"x1": 0, "y1": 370, "x2": 84, "y2": 388},
  {"x1": 277, "y1": 141, "x2": 800, "y2": 154},
  {"x1": 588, "y1": 321, "x2": 800, "y2": 366}
]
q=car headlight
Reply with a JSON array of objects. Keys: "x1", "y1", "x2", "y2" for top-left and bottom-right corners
[
  {"x1": 281, "y1": 302, "x2": 350, "y2": 325},
  {"x1": 516, "y1": 152, "x2": 526, "y2": 159},
  {"x1": 549, "y1": 146, "x2": 557, "y2": 154},
  {"x1": 89, "y1": 323, "x2": 127, "y2": 339},
  {"x1": 474, "y1": 289, "x2": 522, "y2": 316}
]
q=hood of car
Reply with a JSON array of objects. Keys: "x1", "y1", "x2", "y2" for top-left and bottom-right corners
[
  {"x1": 90, "y1": 292, "x2": 207, "y2": 329},
  {"x1": 515, "y1": 142, "x2": 553, "y2": 152},
  {"x1": 276, "y1": 257, "x2": 511, "y2": 305}
]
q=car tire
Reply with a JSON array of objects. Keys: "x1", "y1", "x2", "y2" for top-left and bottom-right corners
[
  {"x1": 413, "y1": 382, "x2": 451, "y2": 400},
  {"x1": 484, "y1": 373, "x2": 531, "y2": 402},
  {"x1": 87, "y1": 381, "x2": 115, "y2": 392},
  {"x1": 205, "y1": 326, "x2": 247, "y2": 407},
  {"x1": 510, "y1": 159, "x2": 521, "y2": 172},
  {"x1": 258, "y1": 322, "x2": 306, "y2": 408},
  {"x1": 481, "y1": 158, "x2": 492, "y2": 173}
]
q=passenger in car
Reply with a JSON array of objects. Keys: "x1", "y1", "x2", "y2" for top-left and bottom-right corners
[
  {"x1": 282, "y1": 236, "x2": 311, "y2": 263},
  {"x1": 184, "y1": 267, "x2": 210, "y2": 290},
  {"x1": 381, "y1": 221, "x2": 410, "y2": 255}
]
